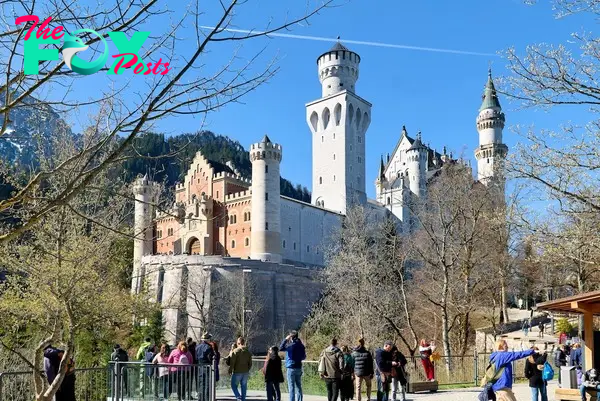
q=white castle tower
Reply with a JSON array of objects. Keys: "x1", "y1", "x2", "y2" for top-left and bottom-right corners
[
  {"x1": 131, "y1": 175, "x2": 160, "y2": 294},
  {"x1": 475, "y1": 69, "x2": 508, "y2": 189},
  {"x1": 406, "y1": 132, "x2": 427, "y2": 198},
  {"x1": 250, "y1": 135, "x2": 282, "y2": 263},
  {"x1": 306, "y1": 41, "x2": 371, "y2": 214}
]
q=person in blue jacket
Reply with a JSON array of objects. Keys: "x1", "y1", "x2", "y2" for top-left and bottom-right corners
[
  {"x1": 491, "y1": 339, "x2": 538, "y2": 401},
  {"x1": 280, "y1": 331, "x2": 307, "y2": 401}
]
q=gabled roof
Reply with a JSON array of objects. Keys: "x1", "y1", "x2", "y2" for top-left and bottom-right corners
[
  {"x1": 480, "y1": 68, "x2": 501, "y2": 111},
  {"x1": 383, "y1": 125, "x2": 414, "y2": 174}
]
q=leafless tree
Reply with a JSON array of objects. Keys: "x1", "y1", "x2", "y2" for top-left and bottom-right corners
[
  {"x1": 309, "y1": 206, "x2": 420, "y2": 356},
  {"x1": 0, "y1": 0, "x2": 334, "y2": 243}
]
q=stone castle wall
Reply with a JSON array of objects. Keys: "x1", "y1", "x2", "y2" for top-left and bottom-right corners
[{"x1": 141, "y1": 254, "x2": 322, "y2": 352}]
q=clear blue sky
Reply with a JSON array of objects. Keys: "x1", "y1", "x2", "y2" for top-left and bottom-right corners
[{"x1": 66, "y1": 0, "x2": 593, "y2": 198}]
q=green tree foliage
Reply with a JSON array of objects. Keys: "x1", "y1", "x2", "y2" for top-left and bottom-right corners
[{"x1": 556, "y1": 318, "x2": 574, "y2": 335}]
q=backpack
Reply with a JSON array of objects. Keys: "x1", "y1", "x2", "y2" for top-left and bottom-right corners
[
  {"x1": 481, "y1": 359, "x2": 505, "y2": 387},
  {"x1": 179, "y1": 354, "x2": 189, "y2": 365},
  {"x1": 144, "y1": 346, "x2": 155, "y2": 363},
  {"x1": 542, "y1": 362, "x2": 554, "y2": 381}
]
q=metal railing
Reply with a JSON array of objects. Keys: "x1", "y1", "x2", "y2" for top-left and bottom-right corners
[{"x1": 0, "y1": 362, "x2": 216, "y2": 401}]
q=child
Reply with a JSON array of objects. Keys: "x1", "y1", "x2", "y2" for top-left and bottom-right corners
[{"x1": 263, "y1": 346, "x2": 284, "y2": 401}]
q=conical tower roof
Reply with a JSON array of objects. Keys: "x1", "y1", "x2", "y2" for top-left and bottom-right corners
[
  {"x1": 480, "y1": 68, "x2": 501, "y2": 111},
  {"x1": 378, "y1": 155, "x2": 386, "y2": 181},
  {"x1": 261, "y1": 134, "x2": 272, "y2": 144}
]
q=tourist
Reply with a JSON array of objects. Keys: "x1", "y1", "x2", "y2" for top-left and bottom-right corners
[
  {"x1": 538, "y1": 322, "x2": 545, "y2": 338},
  {"x1": 168, "y1": 340, "x2": 193, "y2": 401},
  {"x1": 375, "y1": 341, "x2": 397, "y2": 401},
  {"x1": 318, "y1": 338, "x2": 344, "y2": 401},
  {"x1": 580, "y1": 368, "x2": 600, "y2": 401},
  {"x1": 136, "y1": 337, "x2": 154, "y2": 360},
  {"x1": 390, "y1": 345, "x2": 407, "y2": 401},
  {"x1": 524, "y1": 346, "x2": 548, "y2": 401},
  {"x1": 262, "y1": 346, "x2": 284, "y2": 401},
  {"x1": 352, "y1": 338, "x2": 374, "y2": 401},
  {"x1": 571, "y1": 343, "x2": 583, "y2": 368},
  {"x1": 153, "y1": 343, "x2": 171, "y2": 400},
  {"x1": 44, "y1": 345, "x2": 76, "y2": 401},
  {"x1": 523, "y1": 320, "x2": 531, "y2": 337},
  {"x1": 280, "y1": 330, "x2": 307, "y2": 401},
  {"x1": 111, "y1": 344, "x2": 130, "y2": 395},
  {"x1": 555, "y1": 345, "x2": 567, "y2": 385},
  {"x1": 418, "y1": 339, "x2": 436, "y2": 382},
  {"x1": 490, "y1": 339, "x2": 537, "y2": 401},
  {"x1": 211, "y1": 341, "x2": 221, "y2": 383},
  {"x1": 229, "y1": 337, "x2": 253, "y2": 401},
  {"x1": 188, "y1": 338, "x2": 198, "y2": 364},
  {"x1": 340, "y1": 346, "x2": 355, "y2": 401},
  {"x1": 196, "y1": 333, "x2": 215, "y2": 401},
  {"x1": 136, "y1": 337, "x2": 155, "y2": 397}
]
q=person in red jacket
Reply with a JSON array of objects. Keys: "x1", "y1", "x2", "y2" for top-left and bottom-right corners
[{"x1": 419, "y1": 339, "x2": 436, "y2": 381}]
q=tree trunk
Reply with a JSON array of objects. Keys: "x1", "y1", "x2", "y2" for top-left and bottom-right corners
[{"x1": 500, "y1": 273, "x2": 510, "y2": 323}]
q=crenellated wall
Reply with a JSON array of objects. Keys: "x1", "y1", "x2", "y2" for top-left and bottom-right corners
[{"x1": 141, "y1": 254, "x2": 323, "y2": 351}]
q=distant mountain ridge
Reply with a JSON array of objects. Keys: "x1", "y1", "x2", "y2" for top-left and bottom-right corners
[{"x1": 0, "y1": 103, "x2": 311, "y2": 202}]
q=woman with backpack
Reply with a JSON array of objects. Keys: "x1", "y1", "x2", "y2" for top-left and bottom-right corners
[
  {"x1": 262, "y1": 346, "x2": 284, "y2": 401},
  {"x1": 153, "y1": 343, "x2": 171, "y2": 400},
  {"x1": 524, "y1": 346, "x2": 549, "y2": 401},
  {"x1": 340, "y1": 346, "x2": 355, "y2": 401},
  {"x1": 168, "y1": 341, "x2": 193, "y2": 401},
  {"x1": 489, "y1": 340, "x2": 538, "y2": 401}
]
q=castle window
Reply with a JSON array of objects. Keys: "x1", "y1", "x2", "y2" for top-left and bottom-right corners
[
  {"x1": 283, "y1": 240, "x2": 286, "y2": 249},
  {"x1": 231, "y1": 240, "x2": 236, "y2": 249},
  {"x1": 319, "y1": 177, "x2": 323, "y2": 185},
  {"x1": 350, "y1": 145, "x2": 353, "y2": 151},
  {"x1": 265, "y1": 192, "x2": 269, "y2": 201},
  {"x1": 307, "y1": 245, "x2": 310, "y2": 253},
  {"x1": 265, "y1": 222, "x2": 269, "y2": 230},
  {"x1": 293, "y1": 242, "x2": 296, "y2": 250},
  {"x1": 340, "y1": 83, "x2": 343, "y2": 87},
  {"x1": 322, "y1": 136, "x2": 324, "y2": 143},
  {"x1": 265, "y1": 165, "x2": 269, "y2": 174},
  {"x1": 487, "y1": 158, "x2": 490, "y2": 163},
  {"x1": 357, "y1": 176, "x2": 360, "y2": 185},
  {"x1": 333, "y1": 154, "x2": 336, "y2": 160},
  {"x1": 245, "y1": 237, "x2": 249, "y2": 247},
  {"x1": 333, "y1": 175, "x2": 336, "y2": 182},
  {"x1": 358, "y1": 156, "x2": 362, "y2": 163},
  {"x1": 387, "y1": 197, "x2": 390, "y2": 205},
  {"x1": 216, "y1": 191, "x2": 219, "y2": 198},
  {"x1": 333, "y1": 133, "x2": 336, "y2": 139},
  {"x1": 358, "y1": 136, "x2": 362, "y2": 143}
]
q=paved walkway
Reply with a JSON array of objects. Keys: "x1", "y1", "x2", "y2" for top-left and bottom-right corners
[{"x1": 217, "y1": 382, "x2": 560, "y2": 401}]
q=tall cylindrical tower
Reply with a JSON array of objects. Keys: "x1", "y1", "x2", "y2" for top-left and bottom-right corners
[
  {"x1": 317, "y1": 41, "x2": 360, "y2": 97},
  {"x1": 475, "y1": 69, "x2": 508, "y2": 187},
  {"x1": 406, "y1": 133, "x2": 427, "y2": 197},
  {"x1": 250, "y1": 135, "x2": 282, "y2": 263},
  {"x1": 132, "y1": 175, "x2": 159, "y2": 294}
]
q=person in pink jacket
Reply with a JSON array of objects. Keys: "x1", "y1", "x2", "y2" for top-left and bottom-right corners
[{"x1": 168, "y1": 341, "x2": 193, "y2": 400}]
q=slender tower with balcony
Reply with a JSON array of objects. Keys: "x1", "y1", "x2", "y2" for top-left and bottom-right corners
[{"x1": 475, "y1": 69, "x2": 508, "y2": 194}]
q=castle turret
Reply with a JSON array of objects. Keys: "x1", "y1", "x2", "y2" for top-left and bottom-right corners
[
  {"x1": 250, "y1": 135, "x2": 282, "y2": 263},
  {"x1": 375, "y1": 155, "x2": 386, "y2": 199},
  {"x1": 132, "y1": 175, "x2": 160, "y2": 294},
  {"x1": 406, "y1": 132, "x2": 427, "y2": 197},
  {"x1": 475, "y1": 69, "x2": 508, "y2": 188},
  {"x1": 307, "y1": 41, "x2": 371, "y2": 214}
]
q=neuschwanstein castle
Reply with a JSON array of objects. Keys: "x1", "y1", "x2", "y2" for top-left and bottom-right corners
[{"x1": 131, "y1": 42, "x2": 507, "y2": 345}]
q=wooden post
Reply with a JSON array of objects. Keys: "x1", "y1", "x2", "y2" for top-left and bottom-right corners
[{"x1": 584, "y1": 311, "x2": 594, "y2": 371}]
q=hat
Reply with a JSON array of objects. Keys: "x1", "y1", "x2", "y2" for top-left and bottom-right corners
[
  {"x1": 384, "y1": 340, "x2": 394, "y2": 347},
  {"x1": 201, "y1": 333, "x2": 212, "y2": 340},
  {"x1": 114, "y1": 344, "x2": 121, "y2": 350}
]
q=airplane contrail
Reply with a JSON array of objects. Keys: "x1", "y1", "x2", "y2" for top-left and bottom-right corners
[{"x1": 200, "y1": 26, "x2": 499, "y2": 57}]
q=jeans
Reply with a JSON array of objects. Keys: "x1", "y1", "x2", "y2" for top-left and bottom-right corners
[
  {"x1": 231, "y1": 373, "x2": 249, "y2": 401},
  {"x1": 376, "y1": 374, "x2": 390, "y2": 401},
  {"x1": 531, "y1": 386, "x2": 548, "y2": 401},
  {"x1": 580, "y1": 384, "x2": 600, "y2": 401},
  {"x1": 325, "y1": 378, "x2": 340, "y2": 401},
  {"x1": 266, "y1": 381, "x2": 281, "y2": 401},
  {"x1": 287, "y1": 368, "x2": 303, "y2": 401},
  {"x1": 391, "y1": 377, "x2": 406, "y2": 401}
]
